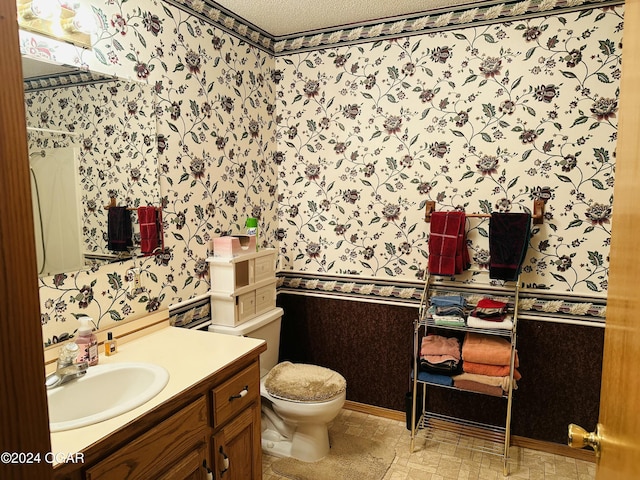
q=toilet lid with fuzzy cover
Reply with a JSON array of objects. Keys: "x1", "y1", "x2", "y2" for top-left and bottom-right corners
[{"x1": 264, "y1": 362, "x2": 346, "y2": 402}]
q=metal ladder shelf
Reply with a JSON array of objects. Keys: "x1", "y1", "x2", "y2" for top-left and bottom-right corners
[
  {"x1": 415, "y1": 412, "x2": 507, "y2": 457},
  {"x1": 410, "y1": 272, "x2": 520, "y2": 476}
]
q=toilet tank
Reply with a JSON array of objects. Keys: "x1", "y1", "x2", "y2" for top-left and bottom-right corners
[{"x1": 208, "y1": 307, "x2": 283, "y2": 377}]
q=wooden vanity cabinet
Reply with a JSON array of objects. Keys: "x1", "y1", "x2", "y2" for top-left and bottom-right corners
[
  {"x1": 211, "y1": 403, "x2": 261, "y2": 480},
  {"x1": 155, "y1": 441, "x2": 209, "y2": 480},
  {"x1": 85, "y1": 396, "x2": 209, "y2": 480},
  {"x1": 52, "y1": 353, "x2": 264, "y2": 480},
  {"x1": 210, "y1": 361, "x2": 262, "y2": 479}
]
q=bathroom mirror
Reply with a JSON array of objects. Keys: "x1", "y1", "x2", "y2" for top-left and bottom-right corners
[{"x1": 23, "y1": 55, "x2": 162, "y2": 277}]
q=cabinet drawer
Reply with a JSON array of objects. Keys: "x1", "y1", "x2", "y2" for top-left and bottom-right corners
[
  {"x1": 254, "y1": 253, "x2": 274, "y2": 283},
  {"x1": 86, "y1": 396, "x2": 208, "y2": 480},
  {"x1": 255, "y1": 284, "x2": 276, "y2": 315},
  {"x1": 212, "y1": 362, "x2": 260, "y2": 429},
  {"x1": 237, "y1": 291, "x2": 256, "y2": 323}
]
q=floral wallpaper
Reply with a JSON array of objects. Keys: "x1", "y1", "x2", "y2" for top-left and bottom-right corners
[
  {"x1": 18, "y1": 0, "x2": 623, "y2": 346},
  {"x1": 20, "y1": 0, "x2": 277, "y2": 345},
  {"x1": 274, "y1": 7, "x2": 622, "y2": 295},
  {"x1": 26, "y1": 79, "x2": 158, "y2": 259}
]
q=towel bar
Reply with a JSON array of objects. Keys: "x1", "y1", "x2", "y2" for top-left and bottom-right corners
[{"x1": 424, "y1": 199, "x2": 545, "y2": 224}]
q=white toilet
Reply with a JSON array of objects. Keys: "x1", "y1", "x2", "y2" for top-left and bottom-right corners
[{"x1": 209, "y1": 308, "x2": 346, "y2": 462}]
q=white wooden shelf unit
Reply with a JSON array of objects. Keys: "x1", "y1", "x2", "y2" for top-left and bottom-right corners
[{"x1": 207, "y1": 248, "x2": 277, "y2": 327}]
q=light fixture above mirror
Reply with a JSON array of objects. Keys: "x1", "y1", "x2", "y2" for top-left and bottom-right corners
[{"x1": 17, "y1": 0, "x2": 95, "y2": 49}]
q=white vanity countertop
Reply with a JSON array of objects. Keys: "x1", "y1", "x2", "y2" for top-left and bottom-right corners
[{"x1": 49, "y1": 326, "x2": 265, "y2": 461}]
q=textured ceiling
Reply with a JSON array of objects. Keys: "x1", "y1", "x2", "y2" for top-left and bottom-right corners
[{"x1": 212, "y1": 0, "x2": 492, "y2": 37}]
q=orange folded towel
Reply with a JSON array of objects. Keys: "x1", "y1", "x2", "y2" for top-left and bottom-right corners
[
  {"x1": 462, "y1": 332, "x2": 519, "y2": 367},
  {"x1": 462, "y1": 361, "x2": 521, "y2": 380}
]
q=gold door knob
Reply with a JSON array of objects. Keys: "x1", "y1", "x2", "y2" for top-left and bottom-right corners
[{"x1": 568, "y1": 423, "x2": 601, "y2": 454}]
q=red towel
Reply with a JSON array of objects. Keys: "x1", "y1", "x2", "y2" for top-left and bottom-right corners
[
  {"x1": 477, "y1": 298, "x2": 507, "y2": 309},
  {"x1": 138, "y1": 206, "x2": 158, "y2": 255},
  {"x1": 472, "y1": 298, "x2": 508, "y2": 321},
  {"x1": 428, "y1": 212, "x2": 470, "y2": 275}
]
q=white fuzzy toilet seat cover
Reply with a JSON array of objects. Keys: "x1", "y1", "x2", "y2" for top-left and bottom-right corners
[{"x1": 264, "y1": 362, "x2": 346, "y2": 402}]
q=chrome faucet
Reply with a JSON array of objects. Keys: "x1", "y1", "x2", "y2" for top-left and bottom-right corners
[{"x1": 45, "y1": 343, "x2": 89, "y2": 389}]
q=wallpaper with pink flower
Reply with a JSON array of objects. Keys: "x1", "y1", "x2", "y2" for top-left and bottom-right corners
[
  {"x1": 274, "y1": 8, "x2": 622, "y2": 294},
  {"x1": 21, "y1": 0, "x2": 277, "y2": 345},
  {"x1": 26, "y1": 79, "x2": 158, "y2": 258},
  {"x1": 18, "y1": 0, "x2": 623, "y2": 347}
]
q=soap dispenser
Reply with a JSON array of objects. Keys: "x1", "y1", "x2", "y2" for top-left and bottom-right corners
[{"x1": 75, "y1": 316, "x2": 99, "y2": 366}]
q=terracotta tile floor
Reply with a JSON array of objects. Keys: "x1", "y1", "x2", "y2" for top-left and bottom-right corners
[{"x1": 262, "y1": 409, "x2": 596, "y2": 480}]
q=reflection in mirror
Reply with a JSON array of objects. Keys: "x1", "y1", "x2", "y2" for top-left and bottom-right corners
[
  {"x1": 22, "y1": 56, "x2": 162, "y2": 277},
  {"x1": 29, "y1": 146, "x2": 84, "y2": 275}
]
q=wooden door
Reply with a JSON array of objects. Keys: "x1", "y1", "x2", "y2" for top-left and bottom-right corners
[
  {"x1": 592, "y1": 0, "x2": 640, "y2": 477},
  {"x1": 0, "y1": 2, "x2": 53, "y2": 479}
]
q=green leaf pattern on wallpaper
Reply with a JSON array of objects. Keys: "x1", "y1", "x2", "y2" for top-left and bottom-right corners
[
  {"x1": 24, "y1": 0, "x2": 622, "y2": 346},
  {"x1": 28, "y1": 0, "x2": 278, "y2": 345},
  {"x1": 274, "y1": 9, "x2": 621, "y2": 291},
  {"x1": 26, "y1": 80, "x2": 157, "y2": 257}
]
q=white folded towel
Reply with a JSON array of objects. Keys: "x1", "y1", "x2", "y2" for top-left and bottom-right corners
[{"x1": 466, "y1": 315, "x2": 513, "y2": 331}]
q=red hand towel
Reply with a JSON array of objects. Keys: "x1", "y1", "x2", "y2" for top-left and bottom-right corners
[
  {"x1": 428, "y1": 212, "x2": 469, "y2": 275},
  {"x1": 428, "y1": 212, "x2": 461, "y2": 275},
  {"x1": 473, "y1": 298, "x2": 508, "y2": 321},
  {"x1": 477, "y1": 298, "x2": 507, "y2": 309},
  {"x1": 137, "y1": 206, "x2": 158, "y2": 254}
]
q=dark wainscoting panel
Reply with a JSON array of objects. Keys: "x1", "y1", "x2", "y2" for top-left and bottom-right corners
[
  {"x1": 514, "y1": 320, "x2": 604, "y2": 443},
  {"x1": 278, "y1": 294, "x2": 416, "y2": 408},
  {"x1": 277, "y1": 293, "x2": 604, "y2": 445}
]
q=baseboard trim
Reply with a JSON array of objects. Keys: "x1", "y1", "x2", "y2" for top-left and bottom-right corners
[
  {"x1": 344, "y1": 400, "x2": 406, "y2": 421},
  {"x1": 343, "y1": 401, "x2": 596, "y2": 463},
  {"x1": 511, "y1": 434, "x2": 596, "y2": 463}
]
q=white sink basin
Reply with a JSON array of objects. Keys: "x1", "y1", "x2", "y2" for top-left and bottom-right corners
[{"x1": 48, "y1": 362, "x2": 169, "y2": 432}]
